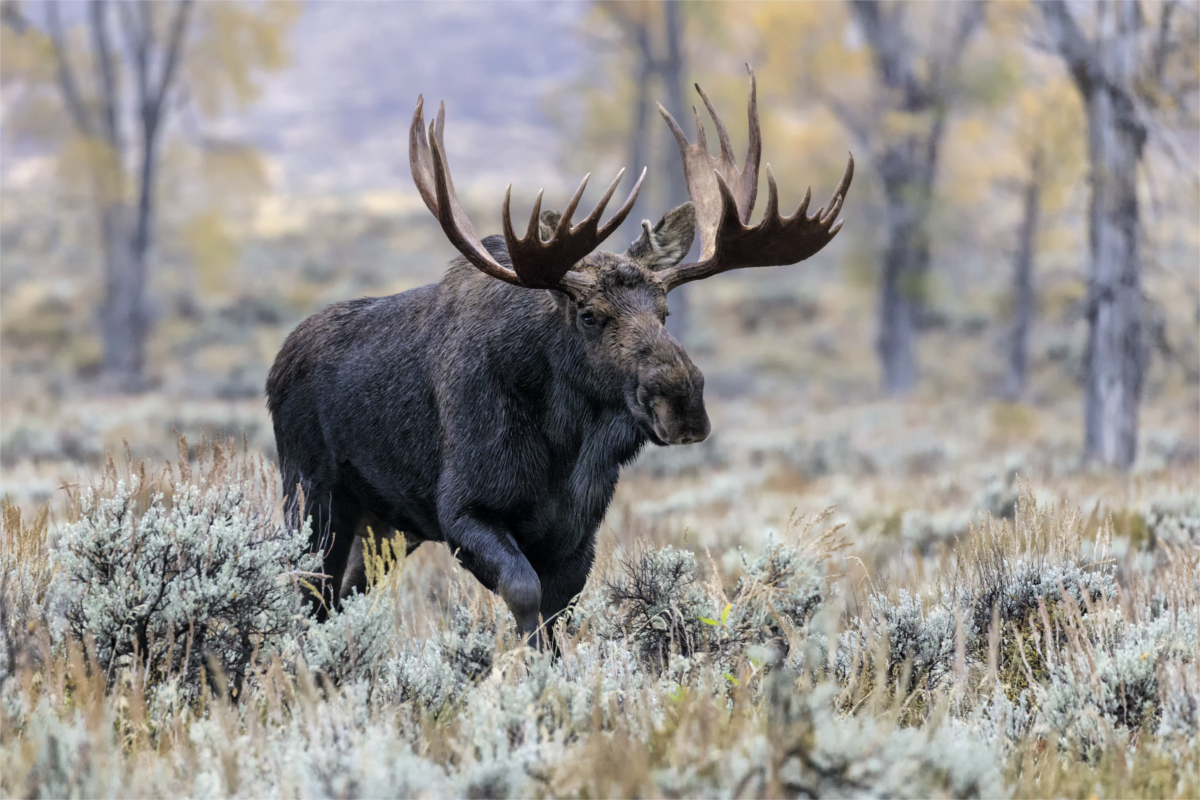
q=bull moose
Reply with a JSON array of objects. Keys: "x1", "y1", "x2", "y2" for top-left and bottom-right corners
[{"x1": 266, "y1": 68, "x2": 852, "y2": 644}]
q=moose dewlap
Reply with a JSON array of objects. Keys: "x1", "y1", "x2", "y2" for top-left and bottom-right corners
[{"x1": 266, "y1": 67, "x2": 853, "y2": 645}]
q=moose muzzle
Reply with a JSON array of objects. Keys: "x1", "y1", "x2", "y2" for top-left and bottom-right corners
[{"x1": 637, "y1": 362, "x2": 710, "y2": 446}]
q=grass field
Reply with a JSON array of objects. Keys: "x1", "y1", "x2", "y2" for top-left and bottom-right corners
[
  {"x1": 2, "y1": 175, "x2": 1198, "y2": 798},
  {"x1": 1, "y1": 417, "x2": 1197, "y2": 797}
]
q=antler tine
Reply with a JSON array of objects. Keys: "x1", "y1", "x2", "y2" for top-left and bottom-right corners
[
  {"x1": 409, "y1": 96, "x2": 438, "y2": 216},
  {"x1": 743, "y1": 65, "x2": 762, "y2": 220},
  {"x1": 819, "y1": 155, "x2": 855, "y2": 225},
  {"x1": 556, "y1": 173, "x2": 591, "y2": 236},
  {"x1": 413, "y1": 94, "x2": 639, "y2": 296},
  {"x1": 762, "y1": 164, "x2": 780, "y2": 224},
  {"x1": 596, "y1": 167, "x2": 646, "y2": 241},
  {"x1": 525, "y1": 190, "x2": 545, "y2": 242},
  {"x1": 794, "y1": 185, "x2": 812, "y2": 220},
  {"x1": 696, "y1": 82, "x2": 736, "y2": 168},
  {"x1": 692, "y1": 106, "x2": 709, "y2": 155},
  {"x1": 655, "y1": 69, "x2": 854, "y2": 292},
  {"x1": 411, "y1": 97, "x2": 520, "y2": 287}
]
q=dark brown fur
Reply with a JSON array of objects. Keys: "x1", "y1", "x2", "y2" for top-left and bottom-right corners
[{"x1": 267, "y1": 206, "x2": 707, "y2": 642}]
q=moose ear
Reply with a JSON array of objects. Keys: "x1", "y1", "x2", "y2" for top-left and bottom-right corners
[
  {"x1": 537, "y1": 210, "x2": 562, "y2": 242},
  {"x1": 626, "y1": 202, "x2": 695, "y2": 271}
]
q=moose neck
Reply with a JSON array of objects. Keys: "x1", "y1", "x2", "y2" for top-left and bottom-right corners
[{"x1": 545, "y1": 301, "x2": 650, "y2": 471}]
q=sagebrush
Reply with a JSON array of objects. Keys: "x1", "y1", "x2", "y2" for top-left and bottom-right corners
[{"x1": 1, "y1": 448, "x2": 1197, "y2": 798}]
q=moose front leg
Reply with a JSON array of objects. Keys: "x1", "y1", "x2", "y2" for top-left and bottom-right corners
[
  {"x1": 446, "y1": 514, "x2": 543, "y2": 647},
  {"x1": 537, "y1": 541, "x2": 597, "y2": 652}
]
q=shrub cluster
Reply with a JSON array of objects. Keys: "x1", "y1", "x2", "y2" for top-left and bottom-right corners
[
  {"x1": 2, "y1": 456, "x2": 1197, "y2": 798},
  {"x1": 51, "y1": 447, "x2": 315, "y2": 700}
]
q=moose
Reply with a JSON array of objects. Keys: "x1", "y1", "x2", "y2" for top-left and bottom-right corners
[{"x1": 267, "y1": 68, "x2": 852, "y2": 644}]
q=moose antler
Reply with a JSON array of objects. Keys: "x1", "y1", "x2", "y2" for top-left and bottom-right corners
[
  {"x1": 410, "y1": 96, "x2": 646, "y2": 295},
  {"x1": 655, "y1": 67, "x2": 854, "y2": 291}
]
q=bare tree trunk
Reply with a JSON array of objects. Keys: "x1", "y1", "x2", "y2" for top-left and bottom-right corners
[
  {"x1": 1006, "y1": 164, "x2": 1041, "y2": 400},
  {"x1": 876, "y1": 139, "x2": 937, "y2": 395},
  {"x1": 622, "y1": 24, "x2": 654, "y2": 248},
  {"x1": 88, "y1": 0, "x2": 149, "y2": 387},
  {"x1": 612, "y1": 2, "x2": 691, "y2": 343},
  {"x1": 850, "y1": 0, "x2": 984, "y2": 395},
  {"x1": 658, "y1": 0, "x2": 690, "y2": 343},
  {"x1": 98, "y1": 207, "x2": 149, "y2": 384},
  {"x1": 1039, "y1": 0, "x2": 1147, "y2": 468},
  {"x1": 1082, "y1": 74, "x2": 1145, "y2": 467},
  {"x1": 877, "y1": 191, "x2": 922, "y2": 394}
]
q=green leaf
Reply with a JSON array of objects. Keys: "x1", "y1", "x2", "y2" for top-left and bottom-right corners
[
  {"x1": 720, "y1": 602, "x2": 732, "y2": 626},
  {"x1": 723, "y1": 673, "x2": 740, "y2": 686},
  {"x1": 699, "y1": 617, "x2": 719, "y2": 626}
]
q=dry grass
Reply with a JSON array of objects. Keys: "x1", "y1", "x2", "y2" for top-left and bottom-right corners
[
  {"x1": 2, "y1": 147, "x2": 1196, "y2": 798},
  {"x1": 1, "y1": 441, "x2": 1196, "y2": 798}
]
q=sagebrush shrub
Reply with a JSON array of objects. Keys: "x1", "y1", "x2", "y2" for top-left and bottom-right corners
[
  {"x1": 52, "y1": 446, "x2": 315, "y2": 698},
  {"x1": 1144, "y1": 495, "x2": 1200, "y2": 547},
  {"x1": 0, "y1": 500, "x2": 52, "y2": 683},
  {"x1": 302, "y1": 586, "x2": 400, "y2": 686},
  {"x1": 599, "y1": 545, "x2": 711, "y2": 667},
  {"x1": 733, "y1": 539, "x2": 825, "y2": 639}
]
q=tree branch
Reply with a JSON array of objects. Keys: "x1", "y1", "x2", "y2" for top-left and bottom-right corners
[
  {"x1": 89, "y1": 0, "x2": 121, "y2": 151},
  {"x1": 117, "y1": 1, "x2": 149, "y2": 116},
  {"x1": 850, "y1": 0, "x2": 932, "y2": 110},
  {"x1": 131, "y1": 0, "x2": 193, "y2": 263},
  {"x1": 151, "y1": 0, "x2": 193, "y2": 116},
  {"x1": 942, "y1": 1, "x2": 988, "y2": 80},
  {"x1": 1036, "y1": 0, "x2": 1098, "y2": 93},
  {"x1": 1150, "y1": 0, "x2": 1177, "y2": 87},
  {"x1": 46, "y1": 0, "x2": 95, "y2": 137},
  {"x1": 1, "y1": 1, "x2": 29, "y2": 34}
]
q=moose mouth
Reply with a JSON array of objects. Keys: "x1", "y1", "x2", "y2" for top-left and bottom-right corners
[
  {"x1": 644, "y1": 418, "x2": 670, "y2": 447},
  {"x1": 640, "y1": 401, "x2": 709, "y2": 447},
  {"x1": 630, "y1": 404, "x2": 669, "y2": 446}
]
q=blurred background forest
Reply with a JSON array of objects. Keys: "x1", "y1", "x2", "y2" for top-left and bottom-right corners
[{"x1": 0, "y1": 0, "x2": 1197, "y2": 528}]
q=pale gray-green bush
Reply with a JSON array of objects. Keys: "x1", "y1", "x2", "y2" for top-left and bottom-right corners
[
  {"x1": 51, "y1": 453, "x2": 315, "y2": 698},
  {"x1": 1145, "y1": 495, "x2": 1200, "y2": 547},
  {"x1": 3, "y1": 466, "x2": 1198, "y2": 799},
  {"x1": 301, "y1": 585, "x2": 400, "y2": 685}
]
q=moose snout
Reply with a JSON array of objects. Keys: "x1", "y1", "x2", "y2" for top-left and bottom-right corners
[
  {"x1": 640, "y1": 367, "x2": 710, "y2": 446},
  {"x1": 651, "y1": 395, "x2": 711, "y2": 445}
]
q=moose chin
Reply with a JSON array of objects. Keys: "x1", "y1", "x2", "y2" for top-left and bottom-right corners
[{"x1": 266, "y1": 67, "x2": 852, "y2": 648}]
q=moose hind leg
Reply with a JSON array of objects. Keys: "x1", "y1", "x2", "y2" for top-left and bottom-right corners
[
  {"x1": 305, "y1": 489, "x2": 362, "y2": 620},
  {"x1": 339, "y1": 517, "x2": 402, "y2": 602}
]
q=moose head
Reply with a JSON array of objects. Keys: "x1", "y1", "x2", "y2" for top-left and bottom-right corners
[{"x1": 409, "y1": 66, "x2": 853, "y2": 450}]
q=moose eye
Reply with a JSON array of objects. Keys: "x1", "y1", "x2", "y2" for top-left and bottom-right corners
[{"x1": 580, "y1": 311, "x2": 597, "y2": 327}]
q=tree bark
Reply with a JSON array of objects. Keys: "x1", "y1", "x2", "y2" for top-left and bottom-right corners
[
  {"x1": 98, "y1": 206, "x2": 149, "y2": 384},
  {"x1": 1006, "y1": 164, "x2": 1041, "y2": 400},
  {"x1": 622, "y1": 20, "x2": 654, "y2": 249},
  {"x1": 658, "y1": 0, "x2": 690, "y2": 344},
  {"x1": 1039, "y1": 0, "x2": 1147, "y2": 468},
  {"x1": 877, "y1": 167, "x2": 926, "y2": 395},
  {"x1": 850, "y1": 0, "x2": 984, "y2": 395},
  {"x1": 615, "y1": 2, "x2": 691, "y2": 343},
  {"x1": 1081, "y1": 71, "x2": 1145, "y2": 467},
  {"x1": 874, "y1": 112, "x2": 944, "y2": 395}
]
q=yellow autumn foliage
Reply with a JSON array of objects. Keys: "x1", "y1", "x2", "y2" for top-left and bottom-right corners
[{"x1": 181, "y1": 210, "x2": 238, "y2": 296}]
